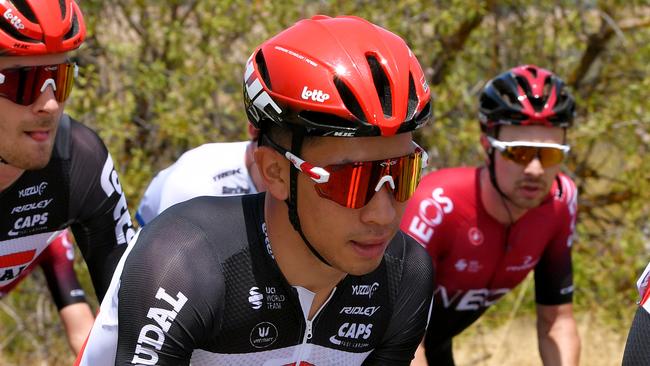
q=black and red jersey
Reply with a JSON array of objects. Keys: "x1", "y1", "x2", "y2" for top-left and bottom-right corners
[
  {"x1": 0, "y1": 230, "x2": 87, "y2": 309},
  {"x1": 0, "y1": 115, "x2": 135, "y2": 302},
  {"x1": 401, "y1": 167, "x2": 577, "y2": 346}
]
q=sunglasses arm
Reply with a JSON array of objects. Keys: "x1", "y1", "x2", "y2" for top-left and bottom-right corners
[{"x1": 284, "y1": 151, "x2": 330, "y2": 184}]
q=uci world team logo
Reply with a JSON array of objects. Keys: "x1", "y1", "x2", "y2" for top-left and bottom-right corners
[{"x1": 250, "y1": 322, "x2": 278, "y2": 349}]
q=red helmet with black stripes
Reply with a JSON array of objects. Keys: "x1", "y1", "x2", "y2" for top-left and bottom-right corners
[
  {"x1": 478, "y1": 65, "x2": 575, "y2": 135},
  {"x1": 243, "y1": 15, "x2": 432, "y2": 137},
  {"x1": 0, "y1": 0, "x2": 86, "y2": 56}
]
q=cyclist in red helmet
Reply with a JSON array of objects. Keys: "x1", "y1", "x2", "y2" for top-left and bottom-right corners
[
  {"x1": 0, "y1": 0, "x2": 134, "y2": 354},
  {"x1": 404, "y1": 65, "x2": 580, "y2": 366},
  {"x1": 79, "y1": 15, "x2": 433, "y2": 366}
]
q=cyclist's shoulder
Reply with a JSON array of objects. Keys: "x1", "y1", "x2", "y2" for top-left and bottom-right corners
[{"x1": 385, "y1": 231, "x2": 433, "y2": 277}]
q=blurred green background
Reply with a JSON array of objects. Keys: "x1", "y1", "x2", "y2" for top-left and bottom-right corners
[{"x1": 1, "y1": 1, "x2": 648, "y2": 365}]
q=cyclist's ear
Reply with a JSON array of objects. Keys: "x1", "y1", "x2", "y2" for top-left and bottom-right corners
[
  {"x1": 254, "y1": 145, "x2": 290, "y2": 201},
  {"x1": 480, "y1": 134, "x2": 492, "y2": 164}
]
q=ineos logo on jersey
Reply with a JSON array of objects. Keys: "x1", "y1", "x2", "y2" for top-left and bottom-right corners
[
  {"x1": 435, "y1": 286, "x2": 510, "y2": 311},
  {"x1": 100, "y1": 155, "x2": 135, "y2": 245},
  {"x1": 351, "y1": 282, "x2": 379, "y2": 298},
  {"x1": 329, "y1": 322, "x2": 373, "y2": 347},
  {"x1": 407, "y1": 187, "x2": 453, "y2": 244},
  {"x1": 8, "y1": 213, "x2": 48, "y2": 237},
  {"x1": 301, "y1": 86, "x2": 330, "y2": 103},
  {"x1": 18, "y1": 182, "x2": 48, "y2": 198},
  {"x1": 11, "y1": 198, "x2": 53, "y2": 214},
  {"x1": 249, "y1": 322, "x2": 278, "y2": 349},
  {"x1": 340, "y1": 306, "x2": 380, "y2": 317},
  {"x1": 248, "y1": 287, "x2": 263, "y2": 310},
  {"x1": 3, "y1": 9, "x2": 25, "y2": 30},
  {"x1": 131, "y1": 287, "x2": 187, "y2": 365}
]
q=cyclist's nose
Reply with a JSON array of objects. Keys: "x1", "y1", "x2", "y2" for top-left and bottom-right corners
[
  {"x1": 31, "y1": 83, "x2": 61, "y2": 115},
  {"x1": 360, "y1": 184, "x2": 397, "y2": 226},
  {"x1": 524, "y1": 156, "x2": 544, "y2": 177}
]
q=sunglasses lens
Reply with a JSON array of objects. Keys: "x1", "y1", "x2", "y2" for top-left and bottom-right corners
[
  {"x1": 314, "y1": 150, "x2": 424, "y2": 209},
  {"x1": 502, "y1": 146, "x2": 565, "y2": 167},
  {"x1": 0, "y1": 63, "x2": 76, "y2": 105},
  {"x1": 539, "y1": 147, "x2": 566, "y2": 167}
]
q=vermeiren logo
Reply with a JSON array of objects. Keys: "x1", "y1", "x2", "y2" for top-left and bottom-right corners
[
  {"x1": 11, "y1": 198, "x2": 53, "y2": 214},
  {"x1": 8, "y1": 213, "x2": 48, "y2": 237},
  {"x1": 3, "y1": 9, "x2": 25, "y2": 30},
  {"x1": 351, "y1": 282, "x2": 379, "y2": 299},
  {"x1": 329, "y1": 322, "x2": 373, "y2": 347},
  {"x1": 18, "y1": 182, "x2": 48, "y2": 198},
  {"x1": 250, "y1": 322, "x2": 278, "y2": 349},
  {"x1": 301, "y1": 86, "x2": 330, "y2": 103},
  {"x1": 340, "y1": 306, "x2": 380, "y2": 317},
  {"x1": 248, "y1": 287, "x2": 263, "y2": 310}
]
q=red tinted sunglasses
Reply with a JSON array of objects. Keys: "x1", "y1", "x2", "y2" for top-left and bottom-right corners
[
  {"x1": 265, "y1": 137, "x2": 428, "y2": 209},
  {"x1": 0, "y1": 62, "x2": 78, "y2": 106}
]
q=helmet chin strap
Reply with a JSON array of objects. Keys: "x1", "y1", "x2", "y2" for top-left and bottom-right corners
[{"x1": 284, "y1": 126, "x2": 333, "y2": 267}]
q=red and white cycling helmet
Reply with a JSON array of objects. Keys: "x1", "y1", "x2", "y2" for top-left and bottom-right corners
[
  {"x1": 243, "y1": 15, "x2": 432, "y2": 138},
  {"x1": 479, "y1": 64, "x2": 575, "y2": 135},
  {"x1": 0, "y1": 0, "x2": 86, "y2": 56}
]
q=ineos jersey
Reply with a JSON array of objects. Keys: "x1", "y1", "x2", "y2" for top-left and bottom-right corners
[
  {"x1": 0, "y1": 115, "x2": 135, "y2": 301},
  {"x1": 78, "y1": 193, "x2": 434, "y2": 366},
  {"x1": 135, "y1": 141, "x2": 257, "y2": 226},
  {"x1": 401, "y1": 167, "x2": 577, "y2": 346},
  {"x1": 0, "y1": 229, "x2": 86, "y2": 309}
]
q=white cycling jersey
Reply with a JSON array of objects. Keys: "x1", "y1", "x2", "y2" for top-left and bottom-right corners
[{"x1": 135, "y1": 141, "x2": 258, "y2": 226}]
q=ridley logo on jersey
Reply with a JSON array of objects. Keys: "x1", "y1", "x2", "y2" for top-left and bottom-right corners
[
  {"x1": 11, "y1": 198, "x2": 54, "y2": 214},
  {"x1": 339, "y1": 306, "x2": 381, "y2": 317}
]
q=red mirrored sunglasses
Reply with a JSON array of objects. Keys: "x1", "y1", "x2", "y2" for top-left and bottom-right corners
[
  {"x1": 0, "y1": 62, "x2": 77, "y2": 106},
  {"x1": 265, "y1": 137, "x2": 428, "y2": 209}
]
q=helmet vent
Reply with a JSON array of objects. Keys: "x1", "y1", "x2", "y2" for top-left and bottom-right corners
[
  {"x1": 255, "y1": 50, "x2": 272, "y2": 90},
  {"x1": 406, "y1": 72, "x2": 418, "y2": 120},
  {"x1": 12, "y1": 1, "x2": 38, "y2": 23},
  {"x1": 334, "y1": 77, "x2": 367, "y2": 122},
  {"x1": 493, "y1": 79, "x2": 519, "y2": 109},
  {"x1": 59, "y1": 0, "x2": 67, "y2": 20},
  {"x1": 526, "y1": 66, "x2": 538, "y2": 78},
  {"x1": 0, "y1": 17, "x2": 33, "y2": 42},
  {"x1": 366, "y1": 55, "x2": 392, "y2": 117},
  {"x1": 64, "y1": 13, "x2": 80, "y2": 39}
]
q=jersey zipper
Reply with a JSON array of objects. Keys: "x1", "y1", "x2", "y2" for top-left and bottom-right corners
[{"x1": 295, "y1": 287, "x2": 337, "y2": 363}]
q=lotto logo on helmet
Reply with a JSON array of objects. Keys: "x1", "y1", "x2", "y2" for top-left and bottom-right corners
[
  {"x1": 301, "y1": 86, "x2": 330, "y2": 103},
  {"x1": 3, "y1": 9, "x2": 25, "y2": 30}
]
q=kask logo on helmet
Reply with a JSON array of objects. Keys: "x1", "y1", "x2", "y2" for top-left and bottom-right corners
[{"x1": 3, "y1": 9, "x2": 25, "y2": 30}]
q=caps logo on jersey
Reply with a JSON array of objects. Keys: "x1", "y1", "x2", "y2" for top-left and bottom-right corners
[
  {"x1": 329, "y1": 322, "x2": 373, "y2": 348},
  {"x1": 468, "y1": 227, "x2": 484, "y2": 246},
  {"x1": 250, "y1": 322, "x2": 278, "y2": 348}
]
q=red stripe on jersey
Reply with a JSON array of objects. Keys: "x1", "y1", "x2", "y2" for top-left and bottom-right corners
[{"x1": 0, "y1": 249, "x2": 36, "y2": 267}]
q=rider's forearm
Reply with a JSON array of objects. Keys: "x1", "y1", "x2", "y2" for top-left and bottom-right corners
[{"x1": 537, "y1": 304, "x2": 580, "y2": 366}]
